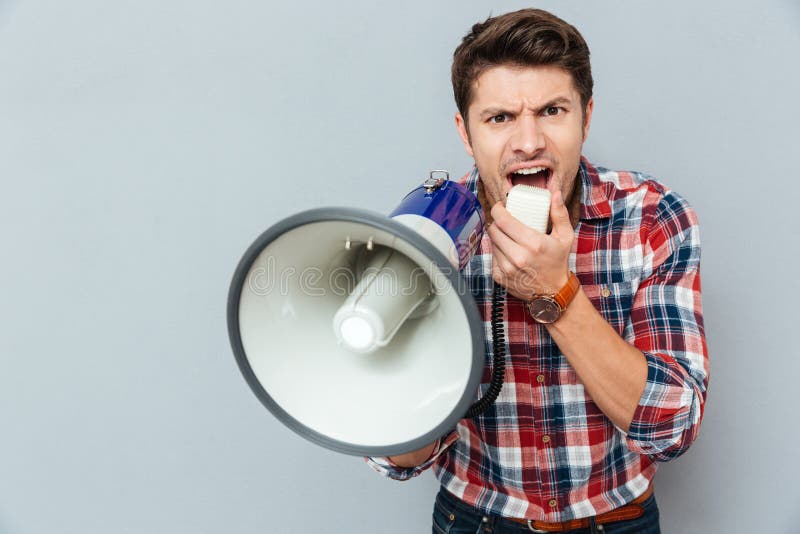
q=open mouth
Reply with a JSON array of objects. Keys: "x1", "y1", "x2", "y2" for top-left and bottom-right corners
[{"x1": 508, "y1": 166, "x2": 551, "y2": 190}]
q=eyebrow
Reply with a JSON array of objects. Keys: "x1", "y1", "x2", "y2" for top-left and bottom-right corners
[{"x1": 477, "y1": 96, "x2": 575, "y2": 120}]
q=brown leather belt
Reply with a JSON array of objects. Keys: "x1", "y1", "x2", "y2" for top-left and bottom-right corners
[{"x1": 507, "y1": 485, "x2": 653, "y2": 532}]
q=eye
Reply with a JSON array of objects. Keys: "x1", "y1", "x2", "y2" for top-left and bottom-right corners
[
  {"x1": 489, "y1": 114, "x2": 509, "y2": 124},
  {"x1": 543, "y1": 106, "x2": 563, "y2": 117}
]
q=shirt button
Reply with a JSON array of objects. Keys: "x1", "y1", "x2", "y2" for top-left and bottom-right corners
[
  {"x1": 601, "y1": 287, "x2": 611, "y2": 297},
  {"x1": 542, "y1": 435, "x2": 551, "y2": 444},
  {"x1": 548, "y1": 499, "x2": 558, "y2": 508},
  {"x1": 536, "y1": 374, "x2": 545, "y2": 383}
]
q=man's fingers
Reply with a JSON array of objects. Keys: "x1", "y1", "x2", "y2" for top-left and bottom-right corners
[
  {"x1": 491, "y1": 246, "x2": 540, "y2": 298},
  {"x1": 492, "y1": 202, "x2": 544, "y2": 244},
  {"x1": 488, "y1": 221, "x2": 535, "y2": 271},
  {"x1": 492, "y1": 245, "x2": 512, "y2": 273}
]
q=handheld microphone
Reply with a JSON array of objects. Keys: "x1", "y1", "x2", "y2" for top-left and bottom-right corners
[{"x1": 506, "y1": 185, "x2": 551, "y2": 232}]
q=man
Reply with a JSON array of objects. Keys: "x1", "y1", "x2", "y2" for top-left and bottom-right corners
[{"x1": 368, "y1": 8, "x2": 708, "y2": 533}]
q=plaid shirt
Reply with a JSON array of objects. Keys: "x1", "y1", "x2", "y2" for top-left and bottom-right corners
[{"x1": 367, "y1": 158, "x2": 709, "y2": 522}]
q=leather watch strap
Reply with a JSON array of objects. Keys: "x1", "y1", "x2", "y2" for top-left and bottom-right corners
[{"x1": 553, "y1": 271, "x2": 580, "y2": 310}]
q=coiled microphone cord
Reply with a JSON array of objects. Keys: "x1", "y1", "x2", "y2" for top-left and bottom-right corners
[{"x1": 465, "y1": 283, "x2": 506, "y2": 418}]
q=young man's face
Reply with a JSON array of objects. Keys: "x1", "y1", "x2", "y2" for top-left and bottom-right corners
[{"x1": 456, "y1": 65, "x2": 593, "y2": 212}]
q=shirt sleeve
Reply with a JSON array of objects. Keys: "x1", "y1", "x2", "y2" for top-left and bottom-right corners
[
  {"x1": 624, "y1": 190, "x2": 709, "y2": 462},
  {"x1": 364, "y1": 430, "x2": 459, "y2": 481}
]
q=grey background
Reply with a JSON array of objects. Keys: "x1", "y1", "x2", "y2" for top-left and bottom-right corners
[{"x1": 1, "y1": 0, "x2": 798, "y2": 533}]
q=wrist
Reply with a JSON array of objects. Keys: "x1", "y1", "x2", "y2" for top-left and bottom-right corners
[
  {"x1": 545, "y1": 286, "x2": 585, "y2": 334},
  {"x1": 534, "y1": 269, "x2": 570, "y2": 296}
]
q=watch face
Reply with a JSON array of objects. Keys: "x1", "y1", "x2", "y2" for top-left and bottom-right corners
[{"x1": 528, "y1": 298, "x2": 561, "y2": 324}]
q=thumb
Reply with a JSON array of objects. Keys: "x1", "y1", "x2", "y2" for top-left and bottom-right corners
[{"x1": 549, "y1": 190, "x2": 572, "y2": 236}]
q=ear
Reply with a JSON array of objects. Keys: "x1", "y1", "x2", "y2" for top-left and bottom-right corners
[
  {"x1": 455, "y1": 112, "x2": 474, "y2": 158},
  {"x1": 582, "y1": 97, "x2": 594, "y2": 141}
]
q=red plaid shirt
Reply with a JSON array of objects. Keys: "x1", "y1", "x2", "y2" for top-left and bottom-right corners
[{"x1": 367, "y1": 158, "x2": 709, "y2": 522}]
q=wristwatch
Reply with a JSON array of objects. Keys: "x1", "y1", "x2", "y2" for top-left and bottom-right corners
[{"x1": 527, "y1": 271, "x2": 581, "y2": 324}]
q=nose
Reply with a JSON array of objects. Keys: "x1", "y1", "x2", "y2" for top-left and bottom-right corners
[{"x1": 509, "y1": 114, "x2": 545, "y2": 157}]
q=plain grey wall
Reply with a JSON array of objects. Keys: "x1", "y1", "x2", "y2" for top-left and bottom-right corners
[{"x1": 1, "y1": 0, "x2": 798, "y2": 532}]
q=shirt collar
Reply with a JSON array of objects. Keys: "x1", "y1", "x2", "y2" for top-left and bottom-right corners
[{"x1": 579, "y1": 156, "x2": 612, "y2": 220}]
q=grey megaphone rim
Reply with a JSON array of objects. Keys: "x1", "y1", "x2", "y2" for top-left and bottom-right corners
[{"x1": 227, "y1": 207, "x2": 485, "y2": 457}]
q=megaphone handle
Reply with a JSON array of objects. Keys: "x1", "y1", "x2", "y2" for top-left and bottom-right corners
[{"x1": 465, "y1": 284, "x2": 507, "y2": 418}]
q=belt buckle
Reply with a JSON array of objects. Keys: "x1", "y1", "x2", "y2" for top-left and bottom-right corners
[{"x1": 526, "y1": 520, "x2": 551, "y2": 533}]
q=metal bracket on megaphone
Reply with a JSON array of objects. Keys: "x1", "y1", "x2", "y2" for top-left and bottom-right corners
[{"x1": 423, "y1": 170, "x2": 449, "y2": 192}]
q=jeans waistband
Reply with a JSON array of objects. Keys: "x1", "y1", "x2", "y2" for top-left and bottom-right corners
[{"x1": 435, "y1": 485, "x2": 656, "y2": 530}]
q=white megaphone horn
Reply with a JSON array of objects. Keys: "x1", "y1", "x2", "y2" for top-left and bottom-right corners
[{"x1": 227, "y1": 171, "x2": 509, "y2": 457}]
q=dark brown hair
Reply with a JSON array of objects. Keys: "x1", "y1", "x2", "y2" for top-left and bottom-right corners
[{"x1": 452, "y1": 8, "x2": 593, "y2": 122}]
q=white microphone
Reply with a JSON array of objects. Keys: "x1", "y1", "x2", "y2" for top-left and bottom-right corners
[{"x1": 506, "y1": 185, "x2": 551, "y2": 232}]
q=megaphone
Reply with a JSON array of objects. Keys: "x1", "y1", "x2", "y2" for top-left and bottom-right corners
[{"x1": 227, "y1": 171, "x2": 501, "y2": 457}]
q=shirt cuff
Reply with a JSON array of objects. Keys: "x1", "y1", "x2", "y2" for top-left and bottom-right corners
[{"x1": 625, "y1": 350, "x2": 705, "y2": 461}]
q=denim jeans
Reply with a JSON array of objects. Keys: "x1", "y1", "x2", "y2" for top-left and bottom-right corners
[{"x1": 432, "y1": 487, "x2": 660, "y2": 534}]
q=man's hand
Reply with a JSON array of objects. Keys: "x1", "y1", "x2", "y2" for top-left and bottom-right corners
[
  {"x1": 387, "y1": 442, "x2": 437, "y2": 468},
  {"x1": 488, "y1": 190, "x2": 574, "y2": 300}
]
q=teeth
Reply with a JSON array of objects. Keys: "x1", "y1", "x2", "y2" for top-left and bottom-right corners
[{"x1": 513, "y1": 166, "x2": 546, "y2": 175}]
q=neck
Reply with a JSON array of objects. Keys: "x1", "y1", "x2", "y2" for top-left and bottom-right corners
[{"x1": 566, "y1": 175, "x2": 582, "y2": 229}]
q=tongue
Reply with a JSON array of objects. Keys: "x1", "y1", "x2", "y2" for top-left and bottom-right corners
[{"x1": 512, "y1": 170, "x2": 548, "y2": 189}]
